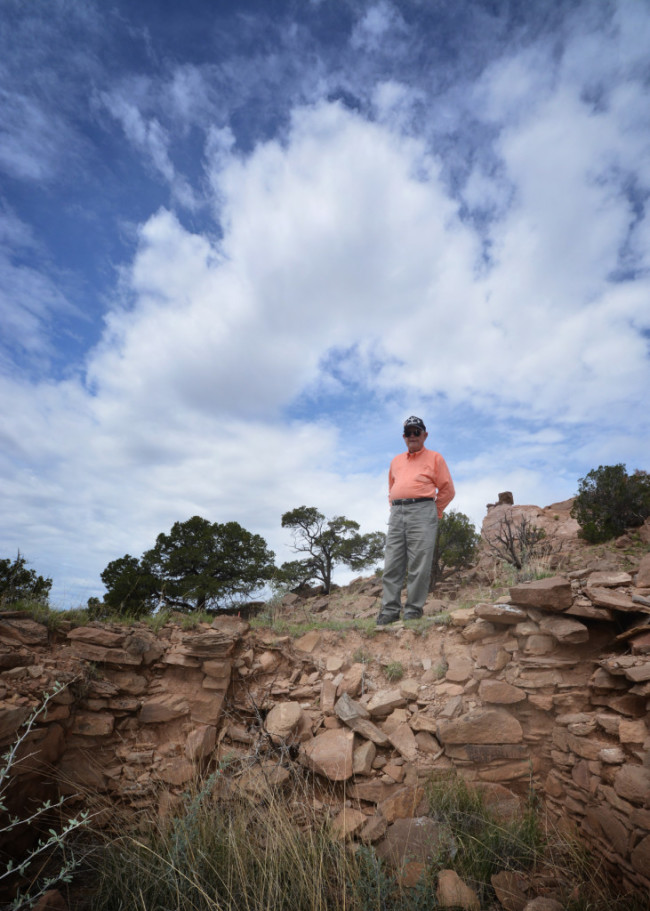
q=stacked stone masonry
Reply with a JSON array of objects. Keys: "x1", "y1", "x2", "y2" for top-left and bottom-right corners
[{"x1": 1, "y1": 548, "x2": 649, "y2": 898}]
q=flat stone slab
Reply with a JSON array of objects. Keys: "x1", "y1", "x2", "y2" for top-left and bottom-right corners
[
  {"x1": 509, "y1": 577, "x2": 572, "y2": 612},
  {"x1": 475, "y1": 603, "x2": 527, "y2": 624},
  {"x1": 438, "y1": 709, "x2": 523, "y2": 745},
  {"x1": 538, "y1": 615, "x2": 589, "y2": 644},
  {"x1": 586, "y1": 587, "x2": 638, "y2": 612},
  {"x1": 478, "y1": 679, "x2": 526, "y2": 704}
]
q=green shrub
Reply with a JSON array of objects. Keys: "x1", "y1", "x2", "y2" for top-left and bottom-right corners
[
  {"x1": 384, "y1": 661, "x2": 404, "y2": 682},
  {"x1": 431, "y1": 511, "x2": 480, "y2": 586},
  {"x1": 0, "y1": 554, "x2": 51, "y2": 606},
  {"x1": 571, "y1": 464, "x2": 650, "y2": 543}
]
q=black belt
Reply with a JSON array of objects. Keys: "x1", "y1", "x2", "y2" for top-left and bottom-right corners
[{"x1": 391, "y1": 497, "x2": 435, "y2": 505}]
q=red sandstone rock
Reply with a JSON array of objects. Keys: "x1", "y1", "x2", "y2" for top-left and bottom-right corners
[
  {"x1": 337, "y1": 662, "x2": 365, "y2": 697},
  {"x1": 331, "y1": 807, "x2": 366, "y2": 840},
  {"x1": 475, "y1": 603, "x2": 527, "y2": 624},
  {"x1": 139, "y1": 693, "x2": 190, "y2": 724},
  {"x1": 586, "y1": 587, "x2": 638, "y2": 612},
  {"x1": 636, "y1": 553, "x2": 650, "y2": 588},
  {"x1": 538, "y1": 615, "x2": 589, "y2": 644},
  {"x1": 478, "y1": 679, "x2": 526, "y2": 704},
  {"x1": 509, "y1": 577, "x2": 572, "y2": 612},
  {"x1": 367, "y1": 689, "x2": 407, "y2": 717},
  {"x1": 375, "y1": 816, "x2": 445, "y2": 867},
  {"x1": 378, "y1": 785, "x2": 425, "y2": 823},
  {"x1": 491, "y1": 870, "x2": 528, "y2": 911},
  {"x1": 388, "y1": 723, "x2": 418, "y2": 761},
  {"x1": 265, "y1": 701, "x2": 303, "y2": 739},
  {"x1": 70, "y1": 711, "x2": 114, "y2": 737},
  {"x1": 185, "y1": 724, "x2": 216, "y2": 761},
  {"x1": 614, "y1": 764, "x2": 650, "y2": 805},
  {"x1": 300, "y1": 728, "x2": 354, "y2": 780},
  {"x1": 438, "y1": 710, "x2": 523, "y2": 745},
  {"x1": 437, "y1": 869, "x2": 480, "y2": 910}
]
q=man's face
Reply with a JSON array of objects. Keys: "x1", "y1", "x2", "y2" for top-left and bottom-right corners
[{"x1": 403, "y1": 427, "x2": 427, "y2": 453}]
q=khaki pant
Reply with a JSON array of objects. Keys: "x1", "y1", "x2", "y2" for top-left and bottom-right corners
[{"x1": 379, "y1": 500, "x2": 438, "y2": 620}]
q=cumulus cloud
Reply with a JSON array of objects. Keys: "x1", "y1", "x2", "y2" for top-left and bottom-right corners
[{"x1": 1, "y1": 0, "x2": 649, "y2": 606}]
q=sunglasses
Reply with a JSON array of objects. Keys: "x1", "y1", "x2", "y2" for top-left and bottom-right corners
[{"x1": 403, "y1": 428, "x2": 422, "y2": 437}]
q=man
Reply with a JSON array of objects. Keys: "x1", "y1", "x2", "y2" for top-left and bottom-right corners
[{"x1": 377, "y1": 416, "x2": 455, "y2": 625}]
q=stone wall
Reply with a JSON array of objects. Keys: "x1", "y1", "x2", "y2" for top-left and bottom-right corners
[{"x1": 1, "y1": 552, "x2": 649, "y2": 897}]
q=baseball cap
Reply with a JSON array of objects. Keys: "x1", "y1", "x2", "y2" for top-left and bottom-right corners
[{"x1": 403, "y1": 416, "x2": 426, "y2": 431}]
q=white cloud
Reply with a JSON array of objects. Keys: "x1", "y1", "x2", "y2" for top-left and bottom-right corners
[
  {"x1": 101, "y1": 86, "x2": 199, "y2": 210},
  {"x1": 2, "y1": 1, "x2": 650, "y2": 607},
  {"x1": 0, "y1": 90, "x2": 70, "y2": 181}
]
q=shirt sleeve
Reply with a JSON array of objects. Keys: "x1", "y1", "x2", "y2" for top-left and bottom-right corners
[{"x1": 434, "y1": 454, "x2": 455, "y2": 517}]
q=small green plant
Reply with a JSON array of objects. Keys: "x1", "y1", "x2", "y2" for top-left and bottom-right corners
[
  {"x1": 433, "y1": 659, "x2": 448, "y2": 678},
  {"x1": 384, "y1": 661, "x2": 404, "y2": 682},
  {"x1": 352, "y1": 647, "x2": 372, "y2": 665},
  {"x1": 0, "y1": 684, "x2": 89, "y2": 909},
  {"x1": 143, "y1": 609, "x2": 173, "y2": 632},
  {"x1": 431, "y1": 611, "x2": 452, "y2": 626}
]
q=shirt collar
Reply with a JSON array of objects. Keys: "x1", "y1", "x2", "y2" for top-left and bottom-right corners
[{"x1": 406, "y1": 446, "x2": 428, "y2": 459}]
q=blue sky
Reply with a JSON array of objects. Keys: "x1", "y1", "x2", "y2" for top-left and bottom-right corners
[{"x1": 1, "y1": 0, "x2": 649, "y2": 606}]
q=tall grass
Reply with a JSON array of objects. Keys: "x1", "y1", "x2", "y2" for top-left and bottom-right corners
[
  {"x1": 87, "y1": 767, "x2": 648, "y2": 911},
  {"x1": 91, "y1": 774, "x2": 356, "y2": 911}
]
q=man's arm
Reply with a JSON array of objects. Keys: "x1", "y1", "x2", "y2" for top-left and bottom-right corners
[{"x1": 433, "y1": 454, "x2": 455, "y2": 517}]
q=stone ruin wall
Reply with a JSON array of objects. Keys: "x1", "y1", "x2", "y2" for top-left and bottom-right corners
[{"x1": 1, "y1": 547, "x2": 650, "y2": 896}]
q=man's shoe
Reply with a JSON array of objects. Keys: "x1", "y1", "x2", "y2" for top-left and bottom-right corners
[
  {"x1": 376, "y1": 613, "x2": 399, "y2": 626},
  {"x1": 403, "y1": 610, "x2": 423, "y2": 621}
]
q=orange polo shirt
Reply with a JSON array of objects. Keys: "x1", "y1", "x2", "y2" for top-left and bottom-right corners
[{"x1": 388, "y1": 447, "x2": 455, "y2": 518}]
